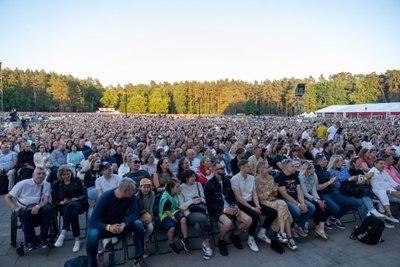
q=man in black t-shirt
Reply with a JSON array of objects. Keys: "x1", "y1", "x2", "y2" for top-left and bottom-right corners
[{"x1": 276, "y1": 159, "x2": 315, "y2": 242}]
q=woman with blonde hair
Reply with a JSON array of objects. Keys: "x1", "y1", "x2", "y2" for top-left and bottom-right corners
[
  {"x1": 255, "y1": 161, "x2": 293, "y2": 245},
  {"x1": 298, "y1": 162, "x2": 330, "y2": 240},
  {"x1": 118, "y1": 152, "x2": 133, "y2": 177},
  {"x1": 196, "y1": 156, "x2": 214, "y2": 185}
]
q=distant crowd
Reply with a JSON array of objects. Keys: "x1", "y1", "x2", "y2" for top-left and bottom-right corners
[{"x1": 1, "y1": 114, "x2": 400, "y2": 266}]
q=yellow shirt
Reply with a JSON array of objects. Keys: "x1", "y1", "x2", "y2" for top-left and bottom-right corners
[{"x1": 316, "y1": 125, "x2": 328, "y2": 140}]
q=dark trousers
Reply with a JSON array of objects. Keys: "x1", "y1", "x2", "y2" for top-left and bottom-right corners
[
  {"x1": 238, "y1": 201, "x2": 277, "y2": 237},
  {"x1": 86, "y1": 219, "x2": 144, "y2": 267},
  {"x1": 311, "y1": 200, "x2": 329, "y2": 225},
  {"x1": 18, "y1": 203, "x2": 53, "y2": 243},
  {"x1": 60, "y1": 201, "x2": 84, "y2": 237}
]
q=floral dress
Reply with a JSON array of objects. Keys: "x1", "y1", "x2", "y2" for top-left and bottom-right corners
[{"x1": 256, "y1": 175, "x2": 292, "y2": 231}]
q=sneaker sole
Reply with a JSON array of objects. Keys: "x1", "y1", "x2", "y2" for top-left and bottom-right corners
[{"x1": 385, "y1": 217, "x2": 399, "y2": 223}]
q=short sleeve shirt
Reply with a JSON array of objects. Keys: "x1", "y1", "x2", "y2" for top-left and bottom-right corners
[
  {"x1": 276, "y1": 172, "x2": 300, "y2": 199},
  {"x1": 9, "y1": 178, "x2": 51, "y2": 207},
  {"x1": 231, "y1": 173, "x2": 255, "y2": 202},
  {"x1": 95, "y1": 174, "x2": 121, "y2": 192},
  {"x1": 0, "y1": 151, "x2": 18, "y2": 170}
]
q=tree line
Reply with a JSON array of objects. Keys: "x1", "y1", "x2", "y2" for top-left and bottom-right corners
[{"x1": 2, "y1": 68, "x2": 400, "y2": 115}]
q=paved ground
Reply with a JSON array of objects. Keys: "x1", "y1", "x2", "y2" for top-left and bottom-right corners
[{"x1": 0, "y1": 195, "x2": 399, "y2": 267}]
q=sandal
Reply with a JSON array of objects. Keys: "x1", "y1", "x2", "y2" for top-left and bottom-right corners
[{"x1": 314, "y1": 230, "x2": 328, "y2": 240}]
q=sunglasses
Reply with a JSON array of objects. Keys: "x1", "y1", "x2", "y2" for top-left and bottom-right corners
[{"x1": 133, "y1": 160, "x2": 141, "y2": 164}]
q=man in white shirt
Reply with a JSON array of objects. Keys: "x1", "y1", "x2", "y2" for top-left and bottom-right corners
[
  {"x1": 369, "y1": 158, "x2": 400, "y2": 225},
  {"x1": 327, "y1": 122, "x2": 340, "y2": 141},
  {"x1": 0, "y1": 143, "x2": 18, "y2": 191},
  {"x1": 231, "y1": 159, "x2": 277, "y2": 252},
  {"x1": 4, "y1": 167, "x2": 53, "y2": 249}
]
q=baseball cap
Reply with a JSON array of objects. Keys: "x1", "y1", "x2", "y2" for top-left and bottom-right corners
[{"x1": 140, "y1": 178, "x2": 152, "y2": 186}]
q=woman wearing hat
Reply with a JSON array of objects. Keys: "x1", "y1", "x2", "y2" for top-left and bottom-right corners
[{"x1": 135, "y1": 178, "x2": 155, "y2": 257}]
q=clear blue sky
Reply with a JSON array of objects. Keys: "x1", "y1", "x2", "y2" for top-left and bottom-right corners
[{"x1": 1, "y1": 0, "x2": 399, "y2": 86}]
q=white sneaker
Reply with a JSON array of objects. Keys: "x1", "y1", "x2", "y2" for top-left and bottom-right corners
[
  {"x1": 54, "y1": 234, "x2": 65, "y2": 248},
  {"x1": 102, "y1": 238, "x2": 111, "y2": 249},
  {"x1": 385, "y1": 214, "x2": 399, "y2": 223},
  {"x1": 257, "y1": 233, "x2": 271, "y2": 244},
  {"x1": 384, "y1": 220, "x2": 395, "y2": 229},
  {"x1": 72, "y1": 240, "x2": 80, "y2": 252},
  {"x1": 367, "y1": 208, "x2": 385, "y2": 218},
  {"x1": 111, "y1": 237, "x2": 119, "y2": 244},
  {"x1": 247, "y1": 237, "x2": 259, "y2": 252}
]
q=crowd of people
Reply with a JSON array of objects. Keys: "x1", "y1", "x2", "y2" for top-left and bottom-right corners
[{"x1": 1, "y1": 113, "x2": 400, "y2": 267}]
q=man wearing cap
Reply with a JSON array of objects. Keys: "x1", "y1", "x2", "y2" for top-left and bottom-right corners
[
  {"x1": 87, "y1": 178, "x2": 145, "y2": 267},
  {"x1": 123, "y1": 155, "x2": 151, "y2": 186},
  {"x1": 95, "y1": 163, "x2": 121, "y2": 198}
]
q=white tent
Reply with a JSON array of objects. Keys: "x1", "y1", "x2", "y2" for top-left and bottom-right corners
[{"x1": 315, "y1": 103, "x2": 400, "y2": 117}]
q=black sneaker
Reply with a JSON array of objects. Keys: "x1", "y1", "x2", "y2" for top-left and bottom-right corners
[
  {"x1": 180, "y1": 238, "x2": 191, "y2": 252},
  {"x1": 287, "y1": 238, "x2": 298, "y2": 251},
  {"x1": 36, "y1": 239, "x2": 49, "y2": 248},
  {"x1": 325, "y1": 218, "x2": 333, "y2": 230},
  {"x1": 229, "y1": 234, "x2": 243, "y2": 250},
  {"x1": 169, "y1": 242, "x2": 180, "y2": 254},
  {"x1": 218, "y1": 239, "x2": 228, "y2": 256},
  {"x1": 331, "y1": 217, "x2": 345, "y2": 229},
  {"x1": 134, "y1": 258, "x2": 146, "y2": 267}
]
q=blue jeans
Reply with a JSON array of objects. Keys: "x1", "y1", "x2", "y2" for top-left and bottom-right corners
[
  {"x1": 86, "y1": 219, "x2": 144, "y2": 267},
  {"x1": 18, "y1": 203, "x2": 53, "y2": 243},
  {"x1": 87, "y1": 186, "x2": 98, "y2": 201},
  {"x1": 320, "y1": 190, "x2": 359, "y2": 219},
  {"x1": 285, "y1": 199, "x2": 315, "y2": 229},
  {"x1": 59, "y1": 201, "x2": 84, "y2": 238}
]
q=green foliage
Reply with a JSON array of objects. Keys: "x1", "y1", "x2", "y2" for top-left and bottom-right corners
[
  {"x1": 2, "y1": 68, "x2": 400, "y2": 114},
  {"x1": 100, "y1": 88, "x2": 119, "y2": 108},
  {"x1": 148, "y1": 88, "x2": 170, "y2": 113},
  {"x1": 244, "y1": 99, "x2": 257, "y2": 115}
]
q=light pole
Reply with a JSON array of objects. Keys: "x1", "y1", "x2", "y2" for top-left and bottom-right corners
[
  {"x1": 124, "y1": 88, "x2": 128, "y2": 118},
  {"x1": 0, "y1": 62, "x2": 3, "y2": 121}
]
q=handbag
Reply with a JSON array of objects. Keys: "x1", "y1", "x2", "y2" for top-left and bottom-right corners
[
  {"x1": 140, "y1": 211, "x2": 153, "y2": 225},
  {"x1": 188, "y1": 182, "x2": 208, "y2": 214},
  {"x1": 270, "y1": 237, "x2": 285, "y2": 254},
  {"x1": 188, "y1": 202, "x2": 207, "y2": 214}
]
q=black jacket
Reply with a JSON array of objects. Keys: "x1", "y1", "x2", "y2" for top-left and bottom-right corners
[
  {"x1": 52, "y1": 177, "x2": 88, "y2": 210},
  {"x1": 204, "y1": 176, "x2": 237, "y2": 219},
  {"x1": 315, "y1": 164, "x2": 333, "y2": 194}
]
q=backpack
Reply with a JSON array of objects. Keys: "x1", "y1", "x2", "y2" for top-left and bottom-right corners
[
  {"x1": 0, "y1": 174, "x2": 9, "y2": 195},
  {"x1": 64, "y1": 256, "x2": 88, "y2": 267},
  {"x1": 349, "y1": 216, "x2": 384, "y2": 245}
]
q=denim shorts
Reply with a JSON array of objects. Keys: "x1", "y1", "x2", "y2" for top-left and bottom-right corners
[{"x1": 162, "y1": 212, "x2": 183, "y2": 230}]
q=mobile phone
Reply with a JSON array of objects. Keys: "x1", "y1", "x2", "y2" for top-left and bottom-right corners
[{"x1": 358, "y1": 175, "x2": 364, "y2": 181}]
